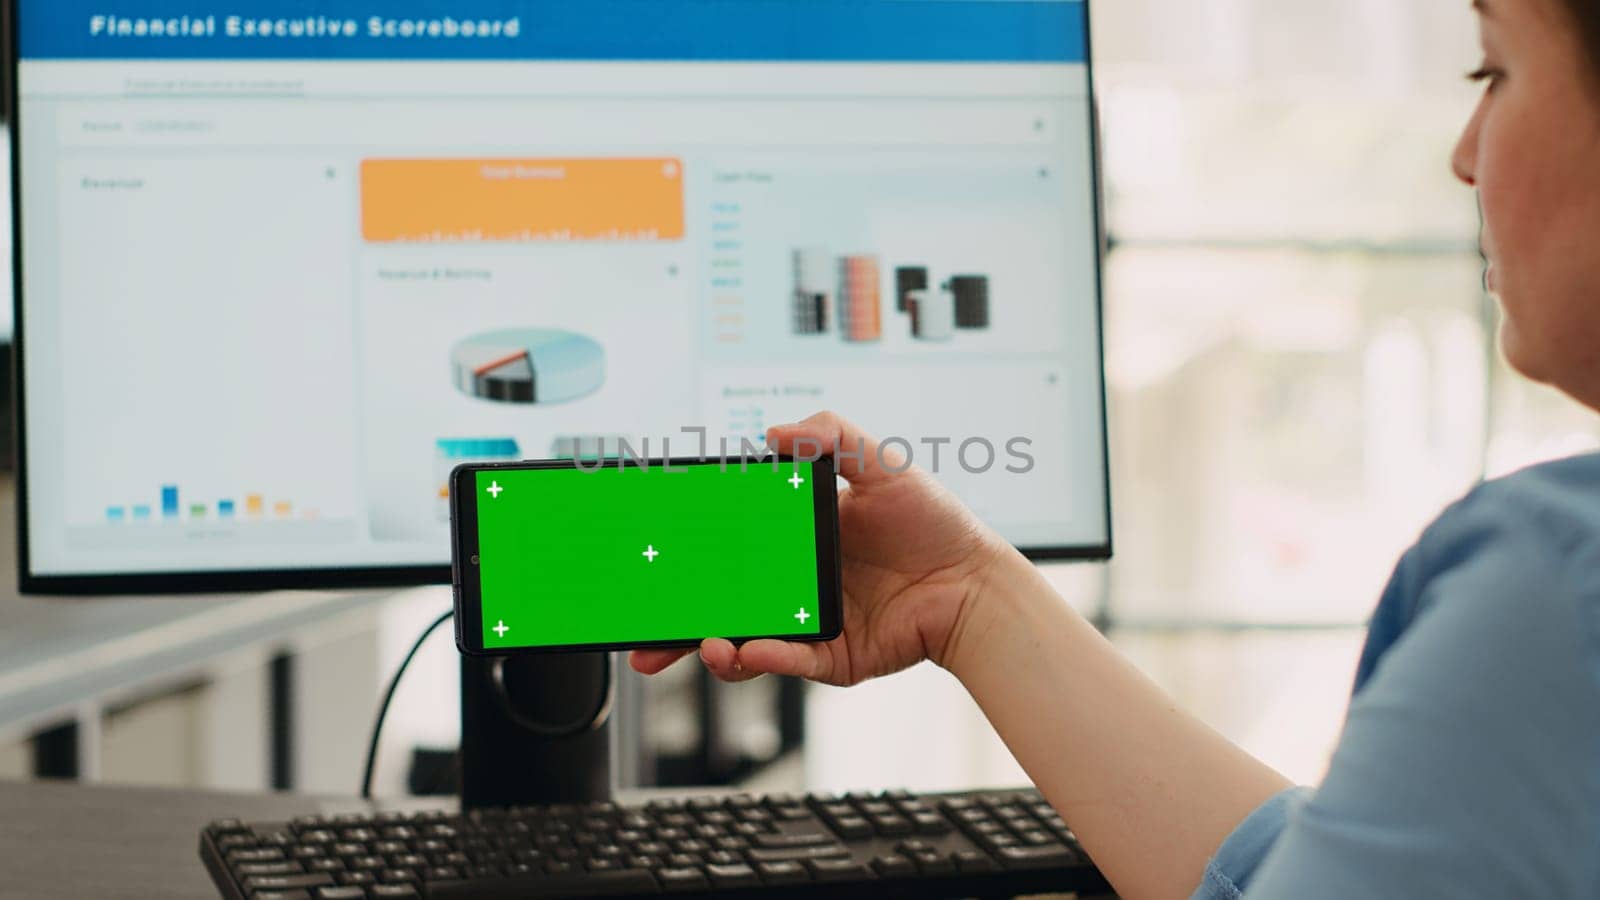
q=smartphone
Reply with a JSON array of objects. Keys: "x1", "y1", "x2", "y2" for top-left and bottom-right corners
[{"x1": 450, "y1": 455, "x2": 843, "y2": 655}]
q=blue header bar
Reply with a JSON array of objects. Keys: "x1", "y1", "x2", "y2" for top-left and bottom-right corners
[{"x1": 19, "y1": 1, "x2": 1086, "y2": 63}]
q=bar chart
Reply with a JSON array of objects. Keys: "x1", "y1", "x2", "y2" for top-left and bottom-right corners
[{"x1": 105, "y1": 483, "x2": 316, "y2": 524}]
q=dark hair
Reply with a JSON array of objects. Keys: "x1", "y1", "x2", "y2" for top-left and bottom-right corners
[{"x1": 1563, "y1": 0, "x2": 1600, "y2": 81}]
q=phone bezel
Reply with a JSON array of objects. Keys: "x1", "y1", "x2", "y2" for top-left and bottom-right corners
[{"x1": 450, "y1": 455, "x2": 843, "y2": 655}]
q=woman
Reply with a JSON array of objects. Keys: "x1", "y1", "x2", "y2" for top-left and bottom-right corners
[{"x1": 635, "y1": 0, "x2": 1600, "y2": 895}]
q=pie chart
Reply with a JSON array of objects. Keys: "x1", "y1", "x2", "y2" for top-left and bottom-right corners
[{"x1": 450, "y1": 329, "x2": 606, "y2": 405}]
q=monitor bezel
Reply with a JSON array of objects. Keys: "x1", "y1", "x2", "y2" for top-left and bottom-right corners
[{"x1": 5, "y1": 0, "x2": 1112, "y2": 595}]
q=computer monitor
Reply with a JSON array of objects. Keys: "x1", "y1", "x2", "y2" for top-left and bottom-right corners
[{"x1": 10, "y1": 0, "x2": 1109, "y2": 593}]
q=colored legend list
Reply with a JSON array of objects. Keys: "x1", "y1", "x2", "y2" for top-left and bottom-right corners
[
  {"x1": 105, "y1": 484, "x2": 314, "y2": 523},
  {"x1": 708, "y1": 200, "x2": 746, "y2": 345}
]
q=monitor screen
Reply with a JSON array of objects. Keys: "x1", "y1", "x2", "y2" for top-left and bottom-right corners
[{"x1": 11, "y1": 0, "x2": 1109, "y2": 590}]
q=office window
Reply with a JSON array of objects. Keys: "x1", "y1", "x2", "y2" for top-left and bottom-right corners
[
  {"x1": 818, "y1": 1, "x2": 1600, "y2": 791},
  {"x1": 1093, "y1": 0, "x2": 1600, "y2": 627}
]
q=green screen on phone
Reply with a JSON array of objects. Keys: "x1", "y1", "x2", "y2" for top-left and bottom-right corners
[{"x1": 471, "y1": 462, "x2": 823, "y2": 650}]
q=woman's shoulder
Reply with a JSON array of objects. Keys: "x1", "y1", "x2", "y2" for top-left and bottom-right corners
[
  {"x1": 1366, "y1": 451, "x2": 1600, "y2": 683},
  {"x1": 1421, "y1": 450, "x2": 1600, "y2": 569}
]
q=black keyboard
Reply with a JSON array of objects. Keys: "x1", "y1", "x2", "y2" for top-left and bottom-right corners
[{"x1": 199, "y1": 787, "x2": 1111, "y2": 898}]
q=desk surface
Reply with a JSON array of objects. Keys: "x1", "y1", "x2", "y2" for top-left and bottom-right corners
[{"x1": 0, "y1": 778, "x2": 346, "y2": 899}]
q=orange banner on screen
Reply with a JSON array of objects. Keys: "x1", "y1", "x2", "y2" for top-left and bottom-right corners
[{"x1": 360, "y1": 158, "x2": 684, "y2": 243}]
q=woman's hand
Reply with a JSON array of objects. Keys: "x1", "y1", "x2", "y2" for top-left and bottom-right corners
[{"x1": 629, "y1": 411, "x2": 1006, "y2": 685}]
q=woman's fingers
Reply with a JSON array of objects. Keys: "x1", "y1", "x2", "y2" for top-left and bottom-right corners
[
  {"x1": 765, "y1": 411, "x2": 905, "y2": 488},
  {"x1": 631, "y1": 637, "x2": 837, "y2": 684},
  {"x1": 699, "y1": 638, "x2": 764, "y2": 683},
  {"x1": 731, "y1": 639, "x2": 837, "y2": 683}
]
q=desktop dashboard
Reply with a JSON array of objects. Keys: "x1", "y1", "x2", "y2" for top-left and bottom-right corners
[{"x1": 14, "y1": 1, "x2": 1108, "y2": 580}]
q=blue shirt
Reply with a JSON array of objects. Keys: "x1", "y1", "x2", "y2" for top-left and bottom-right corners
[{"x1": 1193, "y1": 453, "x2": 1600, "y2": 899}]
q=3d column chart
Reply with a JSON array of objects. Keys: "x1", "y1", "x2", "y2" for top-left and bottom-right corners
[
  {"x1": 787, "y1": 247, "x2": 992, "y2": 343},
  {"x1": 450, "y1": 329, "x2": 606, "y2": 405},
  {"x1": 895, "y1": 266, "x2": 928, "y2": 313},
  {"x1": 949, "y1": 275, "x2": 991, "y2": 329},
  {"x1": 838, "y1": 255, "x2": 883, "y2": 343},
  {"x1": 908, "y1": 286, "x2": 956, "y2": 342},
  {"x1": 791, "y1": 247, "x2": 831, "y2": 335}
]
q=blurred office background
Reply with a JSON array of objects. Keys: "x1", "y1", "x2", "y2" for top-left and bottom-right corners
[{"x1": 4, "y1": 0, "x2": 1598, "y2": 797}]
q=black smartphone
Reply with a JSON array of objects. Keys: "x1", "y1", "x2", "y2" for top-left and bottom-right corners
[{"x1": 450, "y1": 455, "x2": 843, "y2": 655}]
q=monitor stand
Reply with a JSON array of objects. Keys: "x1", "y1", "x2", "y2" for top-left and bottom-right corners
[{"x1": 459, "y1": 652, "x2": 614, "y2": 809}]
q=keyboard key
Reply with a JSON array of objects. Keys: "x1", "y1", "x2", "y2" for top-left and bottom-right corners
[
  {"x1": 913, "y1": 812, "x2": 951, "y2": 835},
  {"x1": 870, "y1": 814, "x2": 914, "y2": 836},
  {"x1": 808, "y1": 858, "x2": 868, "y2": 881},
  {"x1": 997, "y1": 844, "x2": 1079, "y2": 869},
  {"x1": 244, "y1": 873, "x2": 336, "y2": 892},
  {"x1": 313, "y1": 888, "x2": 366, "y2": 899},
  {"x1": 871, "y1": 855, "x2": 917, "y2": 878},
  {"x1": 369, "y1": 886, "x2": 420, "y2": 899},
  {"x1": 435, "y1": 868, "x2": 663, "y2": 897},
  {"x1": 656, "y1": 866, "x2": 709, "y2": 892},
  {"x1": 706, "y1": 862, "x2": 761, "y2": 887},
  {"x1": 252, "y1": 892, "x2": 310, "y2": 900},
  {"x1": 752, "y1": 831, "x2": 832, "y2": 849},
  {"x1": 235, "y1": 861, "x2": 303, "y2": 877},
  {"x1": 911, "y1": 850, "x2": 956, "y2": 875},
  {"x1": 746, "y1": 844, "x2": 850, "y2": 863},
  {"x1": 229, "y1": 848, "x2": 284, "y2": 864},
  {"x1": 307, "y1": 858, "x2": 343, "y2": 873},
  {"x1": 755, "y1": 860, "x2": 810, "y2": 885},
  {"x1": 953, "y1": 849, "x2": 999, "y2": 873},
  {"x1": 829, "y1": 816, "x2": 873, "y2": 840}
]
